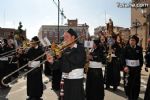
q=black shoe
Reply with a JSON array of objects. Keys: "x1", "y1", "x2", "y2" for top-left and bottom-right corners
[
  {"x1": 27, "y1": 97, "x2": 42, "y2": 100},
  {"x1": 105, "y1": 85, "x2": 110, "y2": 90},
  {"x1": 113, "y1": 86, "x2": 117, "y2": 91},
  {"x1": 26, "y1": 97, "x2": 31, "y2": 100}
]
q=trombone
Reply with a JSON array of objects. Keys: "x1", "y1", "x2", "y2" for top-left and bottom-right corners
[
  {"x1": 1, "y1": 52, "x2": 46, "y2": 87},
  {"x1": 0, "y1": 39, "x2": 30, "y2": 58},
  {"x1": 1, "y1": 35, "x2": 84, "y2": 86},
  {"x1": 0, "y1": 49, "x2": 16, "y2": 57},
  {"x1": 1, "y1": 40, "x2": 44, "y2": 86}
]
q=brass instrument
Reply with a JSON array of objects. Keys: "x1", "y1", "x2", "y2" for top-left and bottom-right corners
[
  {"x1": 0, "y1": 49, "x2": 16, "y2": 56},
  {"x1": 1, "y1": 40, "x2": 44, "y2": 86},
  {"x1": 50, "y1": 41, "x2": 66, "y2": 56},
  {"x1": 1, "y1": 35, "x2": 84, "y2": 86},
  {"x1": 22, "y1": 39, "x2": 30, "y2": 49},
  {"x1": 0, "y1": 50, "x2": 16, "y2": 58},
  {"x1": 0, "y1": 39, "x2": 31, "y2": 58},
  {"x1": 51, "y1": 35, "x2": 83, "y2": 56},
  {"x1": 1, "y1": 52, "x2": 46, "y2": 86}
]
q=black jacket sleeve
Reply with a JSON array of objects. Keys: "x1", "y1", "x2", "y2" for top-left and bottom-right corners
[
  {"x1": 61, "y1": 46, "x2": 86, "y2": 73},
  {"x1": 139, "y1": 47, "x2": 143, "y2": 68}
]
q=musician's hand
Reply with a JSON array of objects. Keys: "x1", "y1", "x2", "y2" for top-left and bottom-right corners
[
  {"x1": 17, "y1": 47, "x2": 23, "y2": 54},
  {"x1": 46, "y1": 53, "x2": 54, "y2": 64},
  {"x1": 87, "y1": 55, "x2": 93, "y2": 60},
  {"x1": 16, "y1": 54, "x2": 20, "y2": 58},
  {"x1": 124, "y1": 66, "x2": 129, "y2": 73},
  {"x1": 56, "y1": 54, "x2": 61, "y2": 59},
  {"x1": 145, "y1": 67, "x2": 149, "y2": 72},
  {"x1": 56, "y1": 52, "x2": 62, "y2": 59}
]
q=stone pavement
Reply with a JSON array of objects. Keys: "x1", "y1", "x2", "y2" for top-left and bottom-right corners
[{"x1": 0, "y1": 67, "x2": 149, "y2": 100}]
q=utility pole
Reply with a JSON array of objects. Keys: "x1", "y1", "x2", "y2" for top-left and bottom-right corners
[
  {"x1": 58, "y1": 0, "x2": 60, "y2": 43},
  {"x1": 52, "y1": 0, "x2": 67, "y2": 43}
]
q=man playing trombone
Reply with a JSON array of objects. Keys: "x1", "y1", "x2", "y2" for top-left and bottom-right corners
[
  {"x1": 47, "y1": 28, "x2": 86, "y2": 100},
  {"x1": 17, "y1": 36, "x2": 44, "y2": 100}
]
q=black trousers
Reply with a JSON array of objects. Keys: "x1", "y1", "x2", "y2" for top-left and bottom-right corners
[
  {"x1": 124, "y1": 67, "x2": 141, "y2": 100},
  {"x1": 144, "y1": 75, "x2": 150, "y2": 100},
  {"x1": 86, "y1": 68, "x2": 104, "y2": 100}
]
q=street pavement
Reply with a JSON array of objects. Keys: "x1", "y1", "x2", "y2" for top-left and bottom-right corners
[{"x1": 0, "y1": 67, "x2": 149, "y2": 100}]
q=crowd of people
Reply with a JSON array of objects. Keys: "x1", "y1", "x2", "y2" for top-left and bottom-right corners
[{"x1": 0, "y1": 28, "x2": 150, "y2": 100}]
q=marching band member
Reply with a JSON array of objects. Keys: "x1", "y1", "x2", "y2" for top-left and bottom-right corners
[
  {"x1": 51, "y1": 57, "x2": 62, "y2": 91},
  {"x1": 144, "y1": 40, "x2": 150, "y2": 100},
  {"x1": 16, "y1": 48, "x2": 27, "y2": 71},
  {"x1": 47, "y1": 28, "x2": 86, "y2": 100},
  {"x1": 24, "y1": 36, "x2": 44, "y2": 100},
  {"x1": 0, "y1": 39, "x2": 15, "y2": 88},
  {"x1": 2, "y1": 39, "x2": 11, "y2": 52},
  {"x1": 99, "y1": 35, "x2": 107, "y2": 64},
  {"x1": 123, "y1": 35, "x2": 143, "y2": 100},
  {"x1": 8, "y1": 52, "x2": 19, "y2": 80},
  {"x1": 0, "y1": 48, "x2": 9, "y2": 89},
  {"x1": 105, "y1": 34, "x2": 124, "y2": 90},
  {"x1": 86, "y1": 39, "x2": 105, "y2": 100}
]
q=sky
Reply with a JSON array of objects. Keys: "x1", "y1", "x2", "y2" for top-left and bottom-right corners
[{"x1": 0, "y1": 0, "x2": 131, "y2": 39}]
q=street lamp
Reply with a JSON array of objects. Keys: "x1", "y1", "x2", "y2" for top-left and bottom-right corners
[{"x1": 132, "y1": 19, "x2": 141, "y2": 36}]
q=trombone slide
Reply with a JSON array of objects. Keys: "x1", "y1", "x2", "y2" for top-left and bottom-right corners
[{"x1": 1, "y1": 53, "x2": 46, "y2": 87}]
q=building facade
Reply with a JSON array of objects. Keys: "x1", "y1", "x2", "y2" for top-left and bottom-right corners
[
  {"x1": 131, "y1": 0, "x2": 150, "y2": 49},
  {"x1": 0, "y1": 27, "x2": 26, "y2": 40},
  {"x1": 38, "y1": 19, "x2": 89, "y2": 43},
  {"x1": 94, "y1": 26, "x2": 106, "y2": 36}
]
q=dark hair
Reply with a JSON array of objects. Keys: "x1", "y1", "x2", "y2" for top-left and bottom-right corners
[
  {"x1": 93, "y1": 39, "x2": 100, "y2": 46},
  {"x1": 3, "y1": 39, "x2": 8, "y2": 44},
  {"x1": 129, "y1": 35, "x2": 139, "y2": 44},
  {"x1": 67, "y1": 28, "x2": 78, "y2": 38},
  {"x1": 31, "y1": 36, "x2": 40, "y2": 44},
  {"x1": 115, "y1": 34, "x2": 123, "y2": 43},
  {"x1": 100, "y1": 35, "x2": 107, "y2": 43}
]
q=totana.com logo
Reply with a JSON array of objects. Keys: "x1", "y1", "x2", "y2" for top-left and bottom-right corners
[{"x1": 116, "y1": 1, "x2": 149, "y2": 8}]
